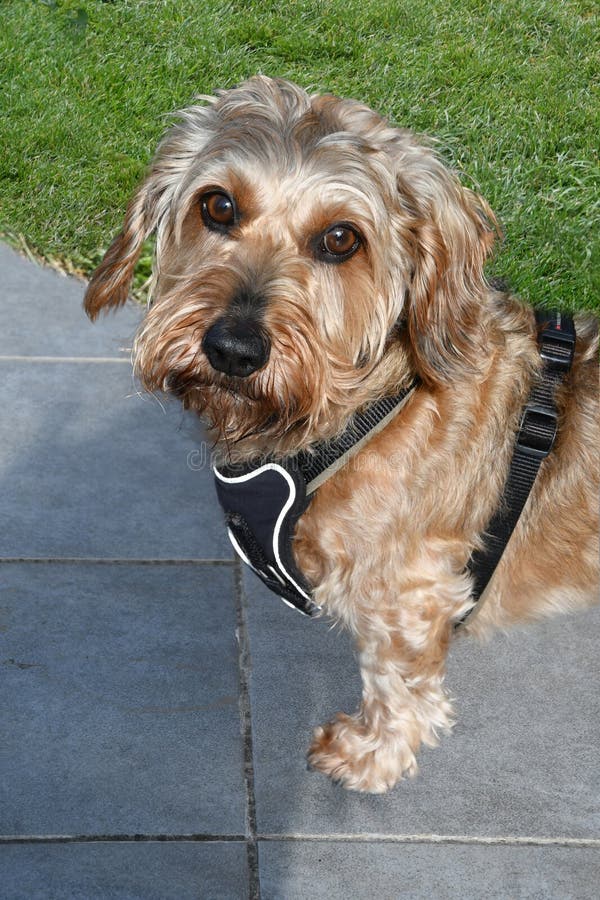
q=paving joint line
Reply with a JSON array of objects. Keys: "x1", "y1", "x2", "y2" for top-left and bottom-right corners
[
  {"x1": 3, "y1": 833, "x2": 597, "y2": 849},
  {"x1": 0, "y1": 356, "x2": 131, "y2": 363},
  {"x1": 233, "y1": 557, "x2": 261, "y2": 900},
  {"x1": 0, "y1": 557, "x2": 234, "y2": 566},
  {"x1": 0, "y1": 834, "x2": 246, "y2": 844},
  {"x1": 257, "y1": 833, "x2": 600, "y2": 848}
]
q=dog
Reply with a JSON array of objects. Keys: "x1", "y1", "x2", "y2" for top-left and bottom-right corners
[{"x1": 84, "y1": 76, "x2": 599, "y2": 793}]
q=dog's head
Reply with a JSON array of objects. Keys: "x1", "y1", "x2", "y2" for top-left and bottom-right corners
[{"x1": 85, "y1": 76, "x2": 496, "y2": 456}]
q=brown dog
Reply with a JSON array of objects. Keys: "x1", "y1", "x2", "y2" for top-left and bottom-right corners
[{"x1": 84, "y1": 76, "x2": 599, "y2": 793}]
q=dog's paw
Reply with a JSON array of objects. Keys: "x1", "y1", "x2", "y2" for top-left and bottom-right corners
[{"x1": 307, "y1": 713, "x2": 418, "y2": 793}]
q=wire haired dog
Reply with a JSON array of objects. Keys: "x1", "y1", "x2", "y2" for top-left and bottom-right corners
[{"x1": 84, "y1": 76, "x2": 599, "y2": 793}]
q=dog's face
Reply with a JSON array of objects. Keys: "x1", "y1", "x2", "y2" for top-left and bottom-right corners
[{"x1": 85, "y1": 77, "x2": 495, "y2": 457}]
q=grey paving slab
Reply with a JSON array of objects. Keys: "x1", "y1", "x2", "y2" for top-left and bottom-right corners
[
  {"x1": 0, "y1": 361, "x2": 231, "y2": 559},
  {"x1": 1, "y1": 841, "x2": 247, "y2": 900},
  {"x1": 244, "y1": 571, "x2": 600, "y2": 839},
  {"x1": 0, "y1": 563, "x2": 245, "y2": 836},
  {"x1": 258, "y1": 840, "x2": 600, "y2": 900},
  {"x1": 0, "y1": 242, "x2": 141, "y2": 358}
]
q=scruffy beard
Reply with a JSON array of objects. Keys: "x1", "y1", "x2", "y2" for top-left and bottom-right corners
[
  {"x1": 133, "y1": 275, "x2": 413, "y2": 463},
  {"x1": 163, "y1": 363, "x2": 316, "y2": 456},
  {"x1": 134, "y1": 300, "x2": 326, "y2": 462}
]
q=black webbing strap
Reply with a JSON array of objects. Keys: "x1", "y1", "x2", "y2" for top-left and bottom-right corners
[
  {"x1": 294, "y1": 378, "x2": 420, "y2": 489},
  {"x1": 462, "y1": 310, "x2": 576, "y2": 624}
]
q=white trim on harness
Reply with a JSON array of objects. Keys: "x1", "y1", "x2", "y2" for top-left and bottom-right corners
[{"x1": 214, "y1": 462, "x2": 319, "y2": 608}]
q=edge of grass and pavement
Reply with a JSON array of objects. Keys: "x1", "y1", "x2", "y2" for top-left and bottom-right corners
[{"x1": 1, "y1": 0, "x2": 598, "y2": 310}]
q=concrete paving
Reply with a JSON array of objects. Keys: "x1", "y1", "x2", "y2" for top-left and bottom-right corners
[{"x1": 1, "y1": 241, "x2": 598, "y2": 898}]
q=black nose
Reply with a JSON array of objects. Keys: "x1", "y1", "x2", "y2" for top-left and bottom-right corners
[{"x1": 202, "y1": 317, "x2": 270, "y2": 377}]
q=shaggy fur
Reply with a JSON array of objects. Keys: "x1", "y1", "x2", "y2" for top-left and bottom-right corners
[{"x1": 84, "y1": 76, "x2": 599, "y2": 793}]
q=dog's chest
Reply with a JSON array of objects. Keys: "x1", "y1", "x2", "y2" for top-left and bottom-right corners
[{"x1": 292, "y1": 435, "x2": 417, "y2": 593}]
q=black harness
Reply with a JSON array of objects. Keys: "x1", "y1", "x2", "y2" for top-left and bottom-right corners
[
  {"x1": 213, "y1": 312, "x2": 575, "y2": 624},
  {"x1": 214, "y1": 382, "x2": 419, "y2": 616}
]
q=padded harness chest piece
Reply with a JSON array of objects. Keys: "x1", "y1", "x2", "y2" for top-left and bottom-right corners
[{"x1": 214, "y1": 460, "x2": 318, "y2": 615}]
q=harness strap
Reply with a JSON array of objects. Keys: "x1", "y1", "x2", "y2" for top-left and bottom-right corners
[
  {"x1": 297, "y1": 381, "x2": 420, "y2": 494},
  {"x1": 460, "y1": 310, "x2": 576, "y2": 627}
]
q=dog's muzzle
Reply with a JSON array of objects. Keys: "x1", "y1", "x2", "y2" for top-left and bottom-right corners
[{"x1": 202, "y1": 316, "x2": 270, "y2": 378}]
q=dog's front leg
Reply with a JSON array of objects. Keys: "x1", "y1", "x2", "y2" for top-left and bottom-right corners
[{"x1": 307, "y1": 581, "x2": 460, "y2": 793}]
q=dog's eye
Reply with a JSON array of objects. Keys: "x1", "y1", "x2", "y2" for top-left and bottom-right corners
[
  {"x1": 318, "y1": 224, "x2": 361, "y2": 262},
  {"x1": 200, "y1": 191, "x2": 237, "y2": 231}
]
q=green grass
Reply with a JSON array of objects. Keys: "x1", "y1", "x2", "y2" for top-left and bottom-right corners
[{"x1": 1, "y1": 0, "x2": 598, "y2": 309}]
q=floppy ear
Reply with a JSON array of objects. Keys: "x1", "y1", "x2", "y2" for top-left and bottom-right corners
[
  {"x1": 84, "y1": 92, "x2": 223, "y2": 320},
  {"x1": 83, "y1": 183, "x2": 154, "y2": 321},
  {"x1": 397, "y1": 155, "x2": 497, "y2": 384}
]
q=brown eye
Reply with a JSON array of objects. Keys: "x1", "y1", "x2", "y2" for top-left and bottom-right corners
[
  {"x1": 200, "y1": 191, "x2": 236, "y2": 231},
  {"x1": 319, "y1": 224, "x2": 361, "y2": 261}
]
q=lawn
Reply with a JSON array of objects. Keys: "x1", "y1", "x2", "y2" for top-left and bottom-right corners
[{"x1": 1, "y1": 0, "x2": 598, "y2": 309}]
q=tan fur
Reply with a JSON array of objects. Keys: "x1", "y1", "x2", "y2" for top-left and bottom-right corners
[{"x1": 84, "y1": 77, "x2": 599, "y2": 793}]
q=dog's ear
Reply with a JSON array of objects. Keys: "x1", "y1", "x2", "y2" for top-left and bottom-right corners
[
  {"x1": 83, "y1": 183, "x2": 154, "y2": 320},
  {"x1": 84, "y1": 94, "x2": 224, "y2": 321},
  {"x1": 397, "y1": 154, "x2": 497, "y2": 384}
]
